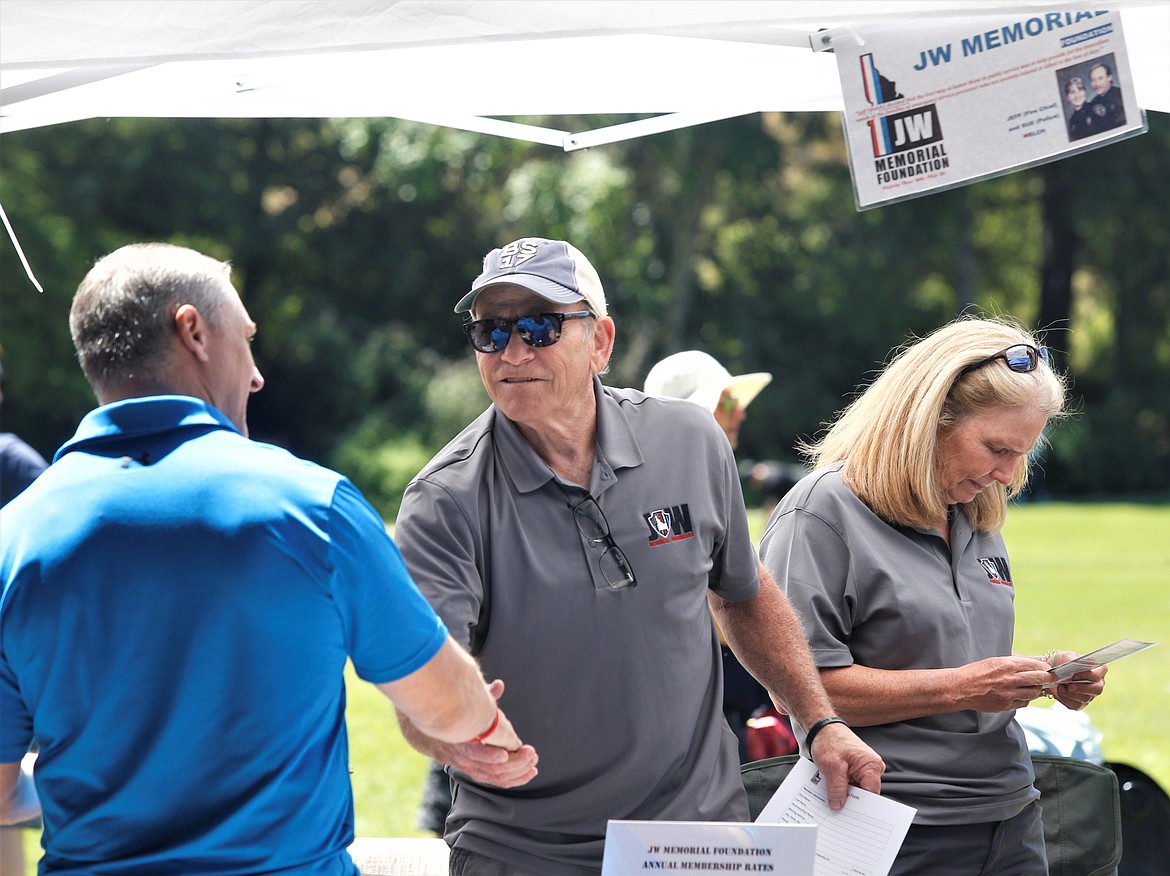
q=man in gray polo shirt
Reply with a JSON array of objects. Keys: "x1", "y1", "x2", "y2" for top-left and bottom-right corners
[{"x1": 394, "y1": 237, "x2": 883, "y2": 876}]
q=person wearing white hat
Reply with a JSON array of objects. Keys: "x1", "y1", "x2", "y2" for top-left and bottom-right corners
[
  {"x1": 644, "y1": 350, "x2": 772, "y2": 451},
  {"x1": 645, "y1": 350, "x2": 783, "y2": 761}
]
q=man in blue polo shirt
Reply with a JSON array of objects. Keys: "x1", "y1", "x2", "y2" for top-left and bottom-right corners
[{"x1": 0, "y1": 242, "x2": 530, "y2": 874}]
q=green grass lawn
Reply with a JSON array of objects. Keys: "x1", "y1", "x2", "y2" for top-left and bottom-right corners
[
  {"x1": 1002, "y1": 503, "x2": 1170, "y2": 787},
  {"x1": 344, "y1": 501, "x2": 1170, "y2": 837},
  {"x1": 19, "y1": 502, "x2": 1170, "y2": 871}
]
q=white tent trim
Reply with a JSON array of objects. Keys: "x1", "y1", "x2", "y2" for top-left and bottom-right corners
[{"x1": 2, "y1": 1, "x2": 1166, "y2": 149}]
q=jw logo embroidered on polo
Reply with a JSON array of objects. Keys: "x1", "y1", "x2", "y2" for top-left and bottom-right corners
[
  {"x1": 497, "y1": 239, "x2": 539, "y2": 269},
  {"x1": 978, "y1": 556, "x2": 1012, "y2": 586},
  {"x1": 644, "y1": 503, "x2": 695, "y2": 546}
]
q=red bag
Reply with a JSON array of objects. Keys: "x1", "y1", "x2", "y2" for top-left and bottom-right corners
[{"x1": 745, "y1": 707, "x2": 798, "y2": 761}]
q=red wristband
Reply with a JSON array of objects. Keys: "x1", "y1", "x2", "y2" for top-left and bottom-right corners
[{"x1": 469, "y1": 709, "x2": 500, "y2": 744}]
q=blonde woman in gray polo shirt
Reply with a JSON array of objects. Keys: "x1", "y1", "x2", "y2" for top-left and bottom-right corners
[{"x1": 760, "y1": 315, "x2": 1108, "y2": 876}]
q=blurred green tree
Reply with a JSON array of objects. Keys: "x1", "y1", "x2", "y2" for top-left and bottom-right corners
[{"x1": 2, "y1": 112, "x2": 1166, "y2": 512}]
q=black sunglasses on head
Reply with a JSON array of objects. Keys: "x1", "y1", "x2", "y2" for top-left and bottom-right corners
[
  {"x1": 463, "y1": 311, "x2": 594, "y2": 354},
  {"x1": 960, "y1": 344, "x2": 1050, "y2": 376}
]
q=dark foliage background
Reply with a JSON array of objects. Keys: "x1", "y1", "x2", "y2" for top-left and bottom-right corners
[{"x1": 2, "y1": 112, "x2": 1167, "y2": 514}]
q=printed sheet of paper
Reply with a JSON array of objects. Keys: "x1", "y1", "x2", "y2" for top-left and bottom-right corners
[
  {"x1": 821, "y1": 9, "x2": 1147, "y2": 209},
  {"x1": 756, "y1": 756, "x2": 915, "y2": 876},
  {"x1": 346, "y1": 837, "x2": 449, "y2": 876},
  {"x1": 1044, "y1": 637, "x2": 1157, "y2": 687}
]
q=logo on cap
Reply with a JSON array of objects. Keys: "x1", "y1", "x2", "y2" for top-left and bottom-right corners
[{"x1": 496, "y1": 240, "x2": 540, "y2": 270}]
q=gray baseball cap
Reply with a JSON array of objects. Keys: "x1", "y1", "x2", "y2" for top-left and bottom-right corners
[{"x1": 454, "y1": 237, "x2": 608, "y2": 316}]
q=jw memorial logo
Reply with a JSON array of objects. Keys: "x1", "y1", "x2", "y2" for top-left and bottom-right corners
[
  {"x1": 870, "y1": 104, "x2": 950, "y2": 184},
  {"x1": 978, "y1": 555, "x2": 1013, "y2": 587},
  {"x1": 858, "y1": 52, "x2": 950, "y2": 186},
  {"x1": 644, "y1": 504, "x2": 695, "y2": 546}
]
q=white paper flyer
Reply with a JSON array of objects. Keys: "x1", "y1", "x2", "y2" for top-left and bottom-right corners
[
  {"x1": 755, "y1": 757, "x2": 915, "y2": 876},
  {"x1": 822, "y1": 9, "x2": 1148, "y2": 209}
]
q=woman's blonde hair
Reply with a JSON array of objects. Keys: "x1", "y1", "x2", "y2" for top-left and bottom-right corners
[{"x1": 801, "y1": 315, "x2": 1068, "y2": 532}]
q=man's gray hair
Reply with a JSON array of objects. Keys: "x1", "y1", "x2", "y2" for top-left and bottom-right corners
[{"x1": 70, "y1": 243, "x2": 233, "y2": 392}]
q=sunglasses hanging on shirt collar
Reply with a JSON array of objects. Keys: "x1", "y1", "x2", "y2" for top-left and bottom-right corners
[{"x1": 571, "y1": 494, "x2": 637, "y2": 590}]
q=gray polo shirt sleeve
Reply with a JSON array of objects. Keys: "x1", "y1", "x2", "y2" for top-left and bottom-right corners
[
  {"x1": 710, "y1": 442, "x2": 761, "y2": 603},
  {"x1": 760, "y1": 501, "x2": 854, "y2": 667},
  {"x1": 395, "y1": 477, "x2": 485, "y2": 652}
]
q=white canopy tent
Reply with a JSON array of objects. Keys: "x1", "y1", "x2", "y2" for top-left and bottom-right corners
[{"x1": 2, "y1": 1, "x2": 1167, "y2": 150}]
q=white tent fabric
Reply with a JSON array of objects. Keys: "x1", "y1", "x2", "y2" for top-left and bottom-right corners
[{"x1": 1, "y1": 0, "x2": 1167, "y2": 147}]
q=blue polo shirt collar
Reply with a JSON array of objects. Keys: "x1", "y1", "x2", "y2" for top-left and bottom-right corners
[{"x1": 55, "y1": 395, "x2": 240, "y2": 462}]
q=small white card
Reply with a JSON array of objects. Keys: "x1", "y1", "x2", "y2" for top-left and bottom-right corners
[
  {"x1": 756, "y1": 757, "x2": 915, "y2": 876},
  {"x1": 602, "y1": 820, "x2": 816, "y2": 875},
  {"x1": 1044, "y1": 637, "x2": 1157, "y2": 687}
]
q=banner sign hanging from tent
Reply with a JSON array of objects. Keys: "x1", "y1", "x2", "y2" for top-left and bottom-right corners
[{"x1": 822, "y1": 8, "x2": 1147, "y2": 210}]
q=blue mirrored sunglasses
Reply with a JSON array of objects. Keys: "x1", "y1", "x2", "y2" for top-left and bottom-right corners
[
  {"x1": 463, "y1": 311, "x2": 594, "y2": 354},
  {"x1": 960, "y1": 344, "x2": 1050, "y2": 376}
]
